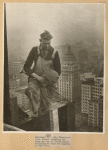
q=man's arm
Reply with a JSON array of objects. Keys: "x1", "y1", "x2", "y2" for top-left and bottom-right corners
[{"x1": 53, "y1": 51, "x2": 61, "y2": 76}]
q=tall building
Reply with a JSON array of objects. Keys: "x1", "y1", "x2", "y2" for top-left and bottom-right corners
[
  {"x1": 81, "y1": 77, "x2": 103, "y2": 128},
  {"x1": 88, "y1": 99, "x2": 99, "y2": 127},
  {"x1": 81, "y1": 80, "x2": 94, "y2": 114},
  {"x1": 91, "y1": 78, "x2": 103, "y2": 100},
  {"x1": 88, "y1": 78, "x2": 103, "y2": 128},
  {"x1": 98, "y1": 96, "x2": 103, "y2": 131},
  {"x1": 58, "y1": 46, "x2": 81, "y2": 102}
]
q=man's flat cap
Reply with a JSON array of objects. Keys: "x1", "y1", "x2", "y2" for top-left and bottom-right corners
[{"x1": 40, "y1": 30, "x2": 53, "y2": 40}]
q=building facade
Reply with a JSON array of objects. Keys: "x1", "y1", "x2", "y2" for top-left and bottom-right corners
[
  {"x1": 81, "y1": 77, "x2": 103, "y2": 128},
  {"x1": 88, "y1": 99, "x2": 99, "y2": 127},
  {"x1": 98, "y1": 96, "x2": 103, "y2": 131},
  {"x1": 91, "y1": 78, "x2": 103, "y2": 100},
  {"x1": 58, "y1": 46, "x2": 81, "y2": 102},
  {"x1": 81, "y1": 80, "x2": 94, "y2": 114}
]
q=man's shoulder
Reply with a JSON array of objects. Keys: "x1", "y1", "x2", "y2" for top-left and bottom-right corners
[
  {"x1": 32, "y1": 46, "x2": 38, "y2": 50},
  {"x1": 30, "y1": 46, "x2": 38, "y2": 54}
]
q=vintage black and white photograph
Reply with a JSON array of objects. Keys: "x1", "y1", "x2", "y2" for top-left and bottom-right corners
[{"x1": 4, "y1": 3, "x2": 104, "y2": 132}]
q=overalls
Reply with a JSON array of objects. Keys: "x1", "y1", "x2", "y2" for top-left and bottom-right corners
[{"x1": 27, "y1": 50, "x2": 60, "y2": 116}]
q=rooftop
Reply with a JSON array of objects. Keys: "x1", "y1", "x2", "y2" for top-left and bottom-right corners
[
  {"x1": 62, "y1": 46, "x2": 77, "y2": 62},
  {"x1": 82, "y1": 80, "x2": 95, "y2": 86}
]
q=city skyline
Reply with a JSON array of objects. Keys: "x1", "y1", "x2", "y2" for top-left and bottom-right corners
[
  {"x1": 4, "y1": 3, "x2": 104, "y2": 132},
  {"x1": 8, "y1": 44, "x2": 104, "y2": 132}
]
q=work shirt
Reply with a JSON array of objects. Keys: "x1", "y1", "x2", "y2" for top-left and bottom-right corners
[{"x1": 24, "y1": 45, "x2": 61, "y2": 77}]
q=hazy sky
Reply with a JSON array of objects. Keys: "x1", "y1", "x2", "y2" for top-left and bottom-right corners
[{"x1": 6, "y1": 3, "x2": 104, "y2": 58}]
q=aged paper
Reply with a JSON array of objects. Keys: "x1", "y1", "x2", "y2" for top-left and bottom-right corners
[
  {"x1": 0, "y1": 1, "x2": 108, "y2": 150},
  {"x1": 35, "y1": 134, "x2": 72, "y2": 148}
]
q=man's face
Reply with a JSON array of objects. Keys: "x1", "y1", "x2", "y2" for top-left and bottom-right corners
[{"x1": 40, "y1": 39, "x2": 51, "y2": 50}]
